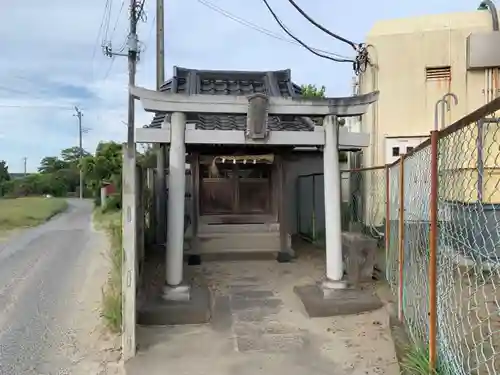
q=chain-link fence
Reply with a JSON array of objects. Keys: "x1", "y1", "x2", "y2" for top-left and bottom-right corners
[
  {"x1": 341, "y1": 167, "x2": 386, "y2": 239},
  {"x1": 383, "y1": 97, "x2": 500, "y2": 374},
  {"x1": 436, "y1": 114, "x2": 500, "y2": 375}
]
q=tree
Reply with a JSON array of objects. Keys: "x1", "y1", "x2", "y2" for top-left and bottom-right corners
[
  {"x1": 38, "y1": 156, "x2": 68, "y2": 174},
  {"x1": 0, "y1": 160, "x2": 10, "y2": 183},
  {"x1": 0, "y1": 160, "x2": 10, "y2": 196},
  {"x1": 61, "y1": 146, "x2": 91, "y2": 167},
  {"x1": 301, "y1": 84, "x2": 326, "y2": 99},
  {"x1": 80, "y1": 141, "x2": 123, "y2": 203}
]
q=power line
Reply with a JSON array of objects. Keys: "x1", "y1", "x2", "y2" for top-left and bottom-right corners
[
  {"x1": 103, "y1": 0, "x2": 114, "y2": 42},
  {"x1": 109, "y1": 0, "x2": 125, "y2": 40},
  {"x1": 260, "y1": 0, "x2": 354, "y2": 63},
  {"x1": 286, "y1": 0, "x2": 358, "y2": 50},
  {"x1": 92, "y1": 0, "x2": 112, "y2": 65},
  {"x1": 0, "y1": 104, "x2": 76, "y2": 109},
  {"x1": 141, "y1": 14, "x2": 156, "y2": 53},
  {"x1": 195, "y1": 0, "x2": 353, "y2": 60}
]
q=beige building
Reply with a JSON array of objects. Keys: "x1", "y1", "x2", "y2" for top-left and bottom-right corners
[{"x1": 358, "y1": 8, "x2": 500, "y2": 225}]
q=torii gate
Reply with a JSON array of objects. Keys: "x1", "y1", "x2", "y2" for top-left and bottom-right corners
[{"x1": 121, "y1": 84, "x2": 379, "y2": 360}]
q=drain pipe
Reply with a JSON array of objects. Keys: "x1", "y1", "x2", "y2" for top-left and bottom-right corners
[{"x1": 478, "y1": 0, "x2": 499, "y2": 31}]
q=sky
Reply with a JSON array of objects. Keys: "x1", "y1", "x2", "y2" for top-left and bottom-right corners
[{"x1": 0, "y1": 0, "x2": 478, "y2": 172}]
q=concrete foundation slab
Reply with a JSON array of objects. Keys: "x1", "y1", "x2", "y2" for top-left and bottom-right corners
[
  {"x1": 294, "y1": 284, "x2": 383, "y2": 318},
  {"x1": 138, "y1": 284, "x2": 211, "y2": 326}
]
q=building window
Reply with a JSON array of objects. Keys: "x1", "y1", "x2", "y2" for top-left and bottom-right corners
[
  {"x1": 392, "y1": 147, "x2": 400, "y2": 157},
  {"x1": 425, "y1": 66, "x2": 451, "y2": 81},
  {"x1": 407, "y1": 146, "x2": 414, "y2": 153}
]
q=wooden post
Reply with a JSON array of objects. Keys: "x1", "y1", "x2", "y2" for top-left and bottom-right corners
[
  {"x1": 397, "y1": 154, "x2": 405, "y2": 322},
  {"x1": 429, "y1": 130, "x2": 439, "y2": 371}
]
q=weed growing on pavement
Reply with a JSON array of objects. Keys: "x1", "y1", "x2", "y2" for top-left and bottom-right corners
[
  {"x1": 97, "y1": 210, "x2": 122, "y2": 333},
  {"x1": 401, "y1": 343, "x2": 441, "y2": 375}
]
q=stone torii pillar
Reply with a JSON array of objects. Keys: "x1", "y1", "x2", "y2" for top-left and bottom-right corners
[
  {"x1": 322, "y1": 115, "x2": 346, "y2": 290},
  {"x1": 163, "y1": 111, "x2": 188, "y2": 300}
]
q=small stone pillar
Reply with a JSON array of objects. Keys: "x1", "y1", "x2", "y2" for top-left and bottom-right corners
[{"x1": 100, "y1": 186, "x2": 107, "y2": 209}]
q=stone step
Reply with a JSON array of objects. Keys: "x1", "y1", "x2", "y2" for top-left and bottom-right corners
[
  {"x1": 198, "y1": 223, "x2": 280, "y2": 234},
  {"x1": 185, "y1": 250, "x2": 278, "y2": 262},
  {"x1": 196, "y1": 232, "x2": 281, "y2": 253}
]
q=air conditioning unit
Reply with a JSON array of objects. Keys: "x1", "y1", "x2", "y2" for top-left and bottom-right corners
[{"x1": 467, "y1": 31, "x2": 500, "y2": 70}]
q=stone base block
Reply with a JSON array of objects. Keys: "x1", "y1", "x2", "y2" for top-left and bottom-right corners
[
  {"x1": 342, "y1": 231, "x2": 378, "y2": 283},
  {"x1": 138, "y1": 284, "x2": 211, "y2": 326},
  {"x1": 294, "y1": 284, "x2": 383, "y2": 318}
]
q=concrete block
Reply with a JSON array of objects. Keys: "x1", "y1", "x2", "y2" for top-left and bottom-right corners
[
  {"x1": 294, "y1": 284, "x2": 383, "y2": 317},
  {"x1": 342, "y1": 231, "x2": 378, "y2": 283},
  {"x1": 137, "y1": 284, "x2": 211, "y2": 326}
]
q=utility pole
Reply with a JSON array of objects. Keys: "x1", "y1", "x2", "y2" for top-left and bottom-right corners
[
  {"x1": 23, "y1": 157, "x2": 27, "y2": 176},
  {"x1": 102, "y1": 1, "x2": 142, "y2": 153},
  {"x1": 74, "y1": 106, "x2": 84, "y2": 199},
  {"x1": 156, "y1": 0, "x2": 167, "y2": 246},
  {"x1": 127, "y1": 0, "x2": 139, "y2": 153}
]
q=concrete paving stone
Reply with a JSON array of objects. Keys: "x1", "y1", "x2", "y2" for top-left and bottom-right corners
[
  {"x1": 231, "y1": 290, "x2": 275, "y2": 299},
  {"x1": 236, "y1": 333, "x2": 305, "y2": 353},
  {"x1": 230, "y1": 297, "x2": 282, "y2": 311},
  {"x1": 233, "y1": 321, "x2": 300, "y2": 337},
  {"x1": 211, "y1": 296, "x2": 233, "y2": 332},
  {"x1": 233, "y1": 307, "x2": 280, "y2": 322}
]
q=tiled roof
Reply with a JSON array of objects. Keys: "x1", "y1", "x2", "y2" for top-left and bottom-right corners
[{"x1": 149, "y1": 67, "x2": 314, "y2": 132}]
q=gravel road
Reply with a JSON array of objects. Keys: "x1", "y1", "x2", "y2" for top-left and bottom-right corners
[{"x1": 0, "y1": 199, "x2": 121, "y2": 375}]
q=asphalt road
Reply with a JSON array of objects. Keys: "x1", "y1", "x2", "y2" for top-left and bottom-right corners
[{"x1": 0, "y1": 199, "x2": 97, "y2": 375}]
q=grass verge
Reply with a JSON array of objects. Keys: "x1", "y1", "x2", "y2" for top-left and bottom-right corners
[
  {"x1": 0, "y1": 197, "x2": 68, "y2": 231},
  {"x1": 94, "y1": 209, "x2": 122, "y2": 333}
]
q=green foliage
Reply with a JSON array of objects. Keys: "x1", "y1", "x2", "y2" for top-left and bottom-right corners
[
  {"x1": 0, "y1": 160, "x2": 10, "y2": 196},
  {"x1": 102, "y1": 193, "x2": 122, "y2": 213},
  {"x1": 0, "y1": 160, "x2": 10, "y2": 183},
  {"x1": 94, "y1": 210, "x2": 122, "y2": 333},
  {"x1": 81, "y1": 141, "x2": 123, "y2": 207},
  {"x1": 0, "y1": 142, "x2": 125, "y2": 199},
  {"x1": 301, "y1": 84, "x2": 326, "y2": 99},
  {"x1": 401, "y1": 344, "x2": 441, "y2": 375}
]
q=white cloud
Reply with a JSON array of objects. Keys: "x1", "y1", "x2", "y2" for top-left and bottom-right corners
[{"x1": 0, "y1": 0, "x2": 474, "y2": 172}]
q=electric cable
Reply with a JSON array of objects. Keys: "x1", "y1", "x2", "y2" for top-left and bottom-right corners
[
  {"x1": 195, "y1": 0, "x2": 353, "y2": 60},
  {"x1": 286, "y1": 0, "x2": 358, "y2": 50},
  {"x1": 260, "y1": 0, "x2": 354, "y2": 63}
]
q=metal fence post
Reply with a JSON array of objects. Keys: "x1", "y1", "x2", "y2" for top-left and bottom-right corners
[
  {"x1": 429, "y1": 130, "x2": 439, "y2": 371},
  {"x1": 398, "y1": 154, "x2": 405, "y2": 322},
  {"x1": 385, "y1": 165, "x2": 390, "y2": 274}
]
